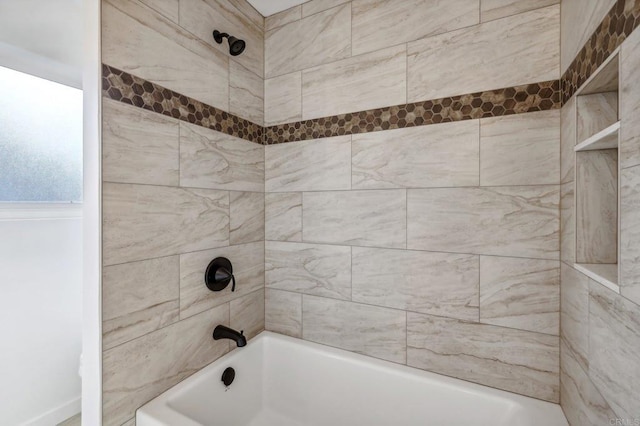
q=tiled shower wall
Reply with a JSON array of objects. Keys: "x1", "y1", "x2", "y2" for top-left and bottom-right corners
[
  {"x1": 100, "y1": 0, "x2": 265, "y2": 425},
  {"x1": 264, "y1": 0, "x2": 562, "y2": 403}
]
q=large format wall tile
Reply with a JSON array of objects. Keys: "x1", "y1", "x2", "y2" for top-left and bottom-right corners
[
  {"x1": 407, "y1": 313, "x2": 559, "y2": 402},
  {"x1": 407, "y1": 6, "x2": 559, "y2": 102},
  {"x1": 303, "y1": 296, "x2": 407, "y2": 363},
  {"x1": 102, "y1": 99, "x2": 179, "y2": 186},
  {"x1": 302, "y1": 0, "x2": 350, "y2": 17},
  {"x1": 180, "y1": 122, "x2": 264, "y2": 192},
  {"x1": 230, "y1": 288, "x2": 265, "y2": 340},
  {"x1": 229, "y1": 60, "x2": 264, "y2": 125},
  {"x1": 102, "y1": 0, "x2": 229, "y2": 110},
  {"x1": 480, "y1": 110, "x2": 560, "y2": 186},
  {"x1": 102, "y1": 304, "x2": 230, "y2": 426},
  {"x1": 560, "y1": 264, "x2": 590, "y2": 370},
  {"x1": 352, "y1": 248, "x2": 479, "y2": 321},
  {"x1": 266, "y1": 241, "x2": 351, "y2": 300},
  {"x1": 560, "y1": 96, "x2": 577, "y2": 185},
  {"x1": 227, "y1": 0, "x2": 264, "y2": 28},
  {"x1": 265, "y1": 193, "x2": 302, "y2": 242},
  {"x1": 576, "y1": 93, "x2": 618, "y2": 144},
  {"x1": 103, "y1": 256, "x2": 180, "y2": 350},
  {"x1": 265, "y1": 289, "x2": 302, "y2": 338},
  {"x1": 589, "y1": 282, "x2": 640, "y2": 419},
  {"x1": 265, "y1": 135, "x2": 351, "y2": 192},
  {"x1": 265, "y1": 6, "x2": 301, "y2": 31},
  {"x1": 561, "y1": 181, "x2": 576, "y2": 263},
  {"x1": 407, "y1": 186, "x2": 560, "y2": 259},
  {"x1": 103, "y1": 183, "x2": 229, "y2": 266},
  {"x1": 264, "y1": 72, "x2": 302, "y2": 126},
  {"x1": 265, "y1": 4, "x2": 351, "y2": 78},
  {"x1": 179, "y1": 242, "x2": 264, "y2": 319},
  {"x1": 139, "y1": 0, "x2": 179, "y2": 23},
  {"x1": 480, "y1": 0, "x2": 559, "y2": 22},
  {"x1": 302, "y1": 45, "x2": 407, "y2": 120},
  {"x1": 479, "y1": 256, "x2": 559, "y2": 335},
  {"x1": 352, "y1": 121, "x2": 479, "y2": 189},
  {"x1": 230, "y1": 191, "x2": 264, "y2": 245},
  {"x1": 621, "y1": 26, "x2": 640, "y2": 169},
  {"x1": 621, "y1": 165, "x2": 640, "y2": 306},
  {"x1": 351, "y1": 0, "x2": 479, "y2": 56},
  {"x1": 303, "y1": 190, "x2": 407, "y2": 248}
]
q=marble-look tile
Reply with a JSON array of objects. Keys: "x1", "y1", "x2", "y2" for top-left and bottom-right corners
[
  {"x1": 303, "y1": 295, "x2": 407, "y2": 363},
  {"x1": 621, "y1": 166, "x2": 640, "y2": 305},
  {"x1": 265, "y1": 72, "x2": 302, "y2": 126},
  {"x1": 265, "y1": 5, "x2": 301, "y2": 31},
  {"x1": 576, "y1": 92, "x2": 618, "y2": 144},
  {"x1": 58, "y1": 413, "x2": 82, "y2": 426},
  {"x1": 230, "y1": 288, "x2": 265, "y2": 340},
  {"x1": 121, "y1": 418, "x2": 136, "y2": 426},
  {"x1": 265, "y1": 193, "x2": 302, "y2": 242},
  {"x1": 229, "y1": 60, "x2": 264, "y2": 125},
  {"x1": 561, "y1": 181, "x2": 576, "y2": 263},
  {"x1": 227, "y1": 0, "x2": 264, "y2": 29},
  {"x1": 265, "y1": 135, "x2": 351, "y2": 192},
  {"x1": 139, "y1": 0, "x2": 179, "y2": 23},
  {"x1": 303, "y1": 190, "x2": 407, "y2": 248},
  {"x1": 103, "y1": 256, "x2": 180, "y2": 350},
  {"x1": 352, "y1": 121, "x2": 479, "y2": 189},
  {"x1": 179, "y1": 242, "x2": 264, "y2": 319},
  {"x1": 302, "y1": 0, "x2": 350, "y2": 17},
  {"x1": 302, "y1": 45, "x2": 406, "y2": 120},
  {"x1": 102, "y1": 304, "x2": 230, "y2": 426},
  {"x1": 481, "y1": 0, "x2": 559, "y2": 22},
  {"x1": 479, "y1": 256, "x2": 559, "y2": 335},
  {"x1": 230, "y1": 191, "x2": 265, "y2": 245},
  {"x1": 178, "y1": 0, "x2": 263, "y2": 77},
  {"x1": 351, "y1": 0, "x2": 479, "y2": 56},
  {"x1": 266, "y1": 241, "x2": 351, "y2": 300},
  {"x1": 575, "y1": 150, "x2": 618, "y2": 264},
  {"x1": 407, "y1": 6, "x2": 559, "y2": 102},
  {"x1": 352, "y1": 247, "x2": 479, "y2": 321},
  {"x1": 407, "y1": 186, "x2": 560, "y2": 259},
  {"x1": 561, "y1": 96, "x2": 577, "y2": 184},
  {"x1": 407, "y1": 312, "x2": 559, "y2": 402},
  {"x1": 560, "y1": 263, "x2": 590, "y2": 370},
  {"x1": 265, "y1": 289, "x2": 302, "y2": 337},
  {"x1": 103, "y1": 183, "x2": 229, "y2": 266},
  {"x1": 560, "y1": 339, "x2": 616, "y2": 426},
  {"x1": 621, "y1": 26, "x2": 640, "y2": 169},
  {"x1": 103, "y1": 0, "x2": 229, "y2": 110},
  {"x1": 588, "y1": 282, "x2": 640, "y2": 419},
  {"x1": 265, "y1": 4, "x2": 351, "y2": 78},
  {"x1": 179, "y1": 122, "x2": 264, "y2": 192},
  {"x1": 480, "y1": 110, "x2": 560, "y2": 186},
  {"x1": 102, "y1": 99, "x2": 179, "y2": 186}
]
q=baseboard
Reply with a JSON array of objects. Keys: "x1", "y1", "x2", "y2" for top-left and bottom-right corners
[{"x1": 21, "y1": 396, "x2": 81, "y2": 426}]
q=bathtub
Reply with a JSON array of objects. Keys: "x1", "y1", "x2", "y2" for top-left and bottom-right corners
[{"x1": 137, "y1": 332, "x2": 568, "y2": 426}]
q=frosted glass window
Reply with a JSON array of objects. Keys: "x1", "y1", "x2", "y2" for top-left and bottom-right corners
[{"x1": 0, "y1": 66, "x2": 82, "y2": 202}]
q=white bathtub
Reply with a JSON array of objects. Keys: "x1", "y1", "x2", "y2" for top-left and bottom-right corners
[{"x1": 137, "y1": 332, "x2": 568, "y2": 426}]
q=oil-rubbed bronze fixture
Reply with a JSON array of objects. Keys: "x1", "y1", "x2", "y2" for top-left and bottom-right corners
[
  {"x1": 205, "y1": 257, "x2": 236, "y2": 292},
  {"x1": 213, "y1": 30, "x2": 246, "y2": 56}
]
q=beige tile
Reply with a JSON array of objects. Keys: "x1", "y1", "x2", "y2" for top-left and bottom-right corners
[
  {"x1": 139, "y1": 0, "x2": 179, "y2": 22},
  {"x1": 121, "y1": 419, "x2": 136, "y2": 426},
  {"x1": 589, "y1": 282, "x2": 640, "y2": 419},
  {"x1": 621, "y1": 166, "x2": 640, "y2": 305},
  {"x1": 230, "y1": 288, "x2": 265, "y2": 340},
  {"x1": 265, "y1": 289, "x2": 302, "y2": 337},
  {"x1": 103, "y1": 256, "x2": 180, "y2": 350},
  {"x1": 407, "y1": 312, "x2": 559, "y2": 402},
  {"x1": 265, "y1": 135, "x2": 351, "y2": 192},
  {"x1": 407, "y1": 5, "x2": 559, "y2": 102},
  {"x1": 561, "y1": 96, "x2": 577, "y2": 184},
  {"x1": 621, "y1": 26, "x2": 640, "y2": 169},
  {"x1": 576, "y1": 92, "x2": 618, "y2": 144},
  {"x1": 178, "y1": 0, "x2": 264, "y2": 77},
  {"x1": 265, "y1": 5, "x2": 301, "y2": 31},
  {"x1": 481, "y1": 0, "x2": 558, "y2": 22},
  {"x1": 102, "y1": 304, "x2": 230, "y2": 426},
  {"x1": 302, "y1": 0, "x2": 350, "y2": 17},
  {"x1": 179, "y1": 242, "x2": 264, "y2": 319},
  {"x1": 560, "y1": 263, "x2": 590, "y2": 370},
  {"x1": 230, "y1": 191, "x2": 264, "y2": 245},
  {"x1": 480, "y1": 110, "x2": 560, "y2": 186},
  {"x1": 352, "y1": 120, "x2": 479, "y2": 189},
  {"x1": 303, "y1": 190, "x2": 407, "y2": 248},
  {"x1": 561, "y1": 181, "x2": 576, "y2": 264},
  {"x1": 265, "y1": 72, "x2": 302, "y2": 126},
  {"x1": 480, "y1": 256, "x2": 559, "y2": 335},
  {"x1": 102, "y1": 99, "x2": 179, "y2": 186},
  {"x1": 303, "y1": 295, "x2": 407, "y2": 363},
  {"x1": 352, "y1": 247, "x2": 479, "y2": 321},
  {"x1": 179, "y1": 122, "x2": 264, "y2": 192},
  {"x1": 407, "y1": 186, "x2": 560, "y2": 259},
  {"x1": 103, "y1": 183, "x2": 229, "y2": 266},
  {"x1": 103, "y1": 0, "x2": 229, "y2": 110},
  {"x1": 57, "y1": 413, "x2": 82, "y2": 426},
  {"x1": 302, "y1": 45, "x2": 406, "y2": 120},
  {"x1": 227, "y1": 0, "x2": 264, "y2": 29},
  {"x1": 229, "y1": 60, "x2": 264, "y2": 125},
  {"x1": 266, "y1": 241, "x2": 351, "y2": 300},
  {"x1": 352, "y1": 0, "x2": 479, "y2": 56},
  {"x1": 265, "y1": 192, "x2": 302, "y2": 242},
  {"x1": 265, "y1": 4, "x2": 351, "y2": 78}
]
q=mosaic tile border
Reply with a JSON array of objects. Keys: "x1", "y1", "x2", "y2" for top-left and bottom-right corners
[{"x1": 561, "y1": 0, "x2": 640, "y2": 103}]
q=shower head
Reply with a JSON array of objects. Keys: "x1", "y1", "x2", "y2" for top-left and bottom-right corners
[{"x1": 213, "y1": 30, "x2": 246, "y2": 56}]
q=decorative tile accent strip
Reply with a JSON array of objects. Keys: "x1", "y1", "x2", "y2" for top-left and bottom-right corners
[
  {"x1": 264, "y1": 81, "x2": 560, "y2": 144},
  {"x1": 562, "y1": 0, "x2": 640, "y2": 103},
  {"x1": 101, "y1": 64, "x2": 263, "y2": 143}
]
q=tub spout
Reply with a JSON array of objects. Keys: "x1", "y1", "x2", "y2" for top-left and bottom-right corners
[{"x1": 213, "y1": 325, "x2": 247, "y2": 347}]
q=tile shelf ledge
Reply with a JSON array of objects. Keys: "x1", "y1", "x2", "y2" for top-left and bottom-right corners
[
  {"x1": 574, "y1": 263, "x2": 619, "y2": 293},
  {"x1": 575, "y1": 121, "x2": 620, "y2": 152}
]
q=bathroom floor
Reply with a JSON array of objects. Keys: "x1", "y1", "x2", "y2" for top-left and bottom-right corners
[{"x1": 57, "y1": 413, "x2": 81, "y2": 426}]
